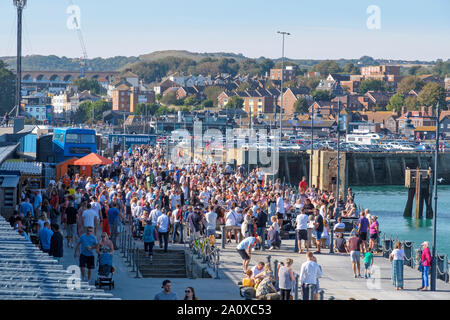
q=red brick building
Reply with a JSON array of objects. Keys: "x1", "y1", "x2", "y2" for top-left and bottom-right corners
[
  {"x1": 112, "y1": 84, "x2": 131, "y2": 112},
  {"x1": 270, "y1": 66, "x2": 296, "y2": 81}
]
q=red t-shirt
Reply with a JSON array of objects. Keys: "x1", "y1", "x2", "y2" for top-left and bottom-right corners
[{"x1": 299, "y1": 181, "x2": 308, "y2": 192}]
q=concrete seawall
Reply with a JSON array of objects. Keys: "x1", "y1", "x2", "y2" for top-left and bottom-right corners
[{"x1": 277, "y1": 151, "x2": 450, "y2": 187}]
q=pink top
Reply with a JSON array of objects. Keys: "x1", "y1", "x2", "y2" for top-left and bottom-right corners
[
  {"x1": 369, "y1": 221, "x2": 379, "y2": 235},
  {"x1": 421, "y1": 247, "x2": 432, "y2": 267}
]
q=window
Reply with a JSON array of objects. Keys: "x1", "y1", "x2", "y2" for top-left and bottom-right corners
[
  {"x1": 66, "y1": 133, "x2": 80, "y2": 143},
  {"x1": 80, "y1": 134, "x2": 96, "y2": 144}
]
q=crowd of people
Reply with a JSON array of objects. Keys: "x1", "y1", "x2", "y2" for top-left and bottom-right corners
[{"x1": 9, "y1": 141, "x2": 438, "y2": 297}]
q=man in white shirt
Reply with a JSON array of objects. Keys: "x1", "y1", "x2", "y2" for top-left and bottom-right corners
[
  {"x1": 296, "y1": 209, "x2": 309, "y2": 253},
  {"x1": 333, "y1": 217, "x2": 346, "y2": 238},
  {"x1": 90, "y1": 196, "x2": 102, "y2": 237},
  {"x1": 149, "y1": 205, "x2": 162, "y2": 225},
  {"x1": 299, "y1": 252, "x2": 322, "y2": 300},
  {"x1": 205, "y1": 205, "x2": 218, "y2": 237},
  {"x1": 81, "y1": 203, "x2": 98, "y2": 235},
  {"x1": 225, "y1": 206, "x2": 239, "y2": 244},
  {"x1": 251, "y1": 261, "x2": 265, "y2": 281},
  {"x1": 157, "y1": 210, "x2": 170, "y2": 252}
]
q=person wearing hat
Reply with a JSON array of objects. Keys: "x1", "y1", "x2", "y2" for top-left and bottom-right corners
[
  {"x1": 236, "y1": 235, "x2": 262, "y2": 273},
  {"x1": 255, "y1": 271, "x2": 279, "y2": 300},
  {"x1": 419, "y1": 241, "x2": 432, "y2": 291}
]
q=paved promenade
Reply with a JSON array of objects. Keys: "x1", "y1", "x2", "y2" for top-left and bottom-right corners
[
  {"x1": 60, "y1": 238, "x2": 240, "y2": 300},
  {"x1": 58, "y1": 230, "x2": 450, "y2": 300},
  {"x1": 218, "y1": 239, "x2": 450, "y2": 300}
]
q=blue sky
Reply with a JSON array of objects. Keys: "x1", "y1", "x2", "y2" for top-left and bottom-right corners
[{"x1": 0, "y1": 0, "x2": 449, "y2": 60}]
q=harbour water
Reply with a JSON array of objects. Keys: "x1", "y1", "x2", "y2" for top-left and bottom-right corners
[{"x1": 352, "y1": 186, "x2": 450, "y2": 255}]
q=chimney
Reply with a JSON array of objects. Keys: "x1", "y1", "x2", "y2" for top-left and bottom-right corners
[
  {"x1": 428, "y1": 106, "x2": 434, "y2": 117},
  {"x1": 421, "y1": 106, "x2": 426, "y2": 114},
  {"x1": 401, "y1": 106, "x2": 406, "y2": 115}
]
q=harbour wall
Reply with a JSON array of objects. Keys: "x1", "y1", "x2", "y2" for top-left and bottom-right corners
[{"x1": 277, "y1": 151, "x2": 450, "y2": 187}]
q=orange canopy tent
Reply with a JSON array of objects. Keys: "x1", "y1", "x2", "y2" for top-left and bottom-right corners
[
  {"x1": 74, "y1": 153, "x2": 113, "y2": 166},
  {"x1": 56, "y1": 158, "x2": 91, "y2": 179}
]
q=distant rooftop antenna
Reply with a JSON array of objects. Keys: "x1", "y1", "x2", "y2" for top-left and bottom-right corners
[{"x1": 13, "y1": 0, "x2": 27, "y2": 117}]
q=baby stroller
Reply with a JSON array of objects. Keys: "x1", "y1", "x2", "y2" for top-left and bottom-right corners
[
  {"x1": 132, "y1": 218, "x2": 144, "y2": 239},
  {"x1": 95, "y1": 252, "x2": 115, "y2": 290}
]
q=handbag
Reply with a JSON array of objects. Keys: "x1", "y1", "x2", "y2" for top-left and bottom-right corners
[{"x1": 418, "y1": 261, "x2": 423, "y2": 272}]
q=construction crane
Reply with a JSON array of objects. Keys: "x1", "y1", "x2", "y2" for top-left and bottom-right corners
[{"x1": 68, "y1": 0, "x2": 88, "y2": 78}]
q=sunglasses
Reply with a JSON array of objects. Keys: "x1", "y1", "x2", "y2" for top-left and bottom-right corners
[{"x1": 185, "y1": 290, "x2": 191, "y2": 293}]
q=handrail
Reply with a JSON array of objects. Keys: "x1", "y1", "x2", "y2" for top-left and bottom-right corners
[{"x1": 187, "y1": 233, "x2": 220, "y2": 279}]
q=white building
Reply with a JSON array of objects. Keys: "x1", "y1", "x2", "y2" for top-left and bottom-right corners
[{"x1": 51, "y1": 91, "x2": 71, "y2": 117}]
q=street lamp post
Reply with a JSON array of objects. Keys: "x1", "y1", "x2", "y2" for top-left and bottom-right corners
[
  {"x1": 310, "y1": 110, "x2": 314, "y2": 184},
  {"x1": 277, "y1": 31, "x2": 290, "y2": 140},
  {"x1": 336, "y1": 100, "x2": 341, "y2": 214},
  {"x1": 329, "y1": 100, "x2": 341, "y2": 254},
  {"x1": 13, "y1": 0, "x2": 27, "y2": 117},
  {"x1": 431, "y1": 102, "x2": 440, "y2": 291}
]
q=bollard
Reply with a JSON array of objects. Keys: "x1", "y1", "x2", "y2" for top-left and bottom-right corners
[
  {"x1": 308, "y1": 284, "x2": 316, "y2": 300},
  {"x1": 329, "y1": 220, "x2": 334, "y2": 254},
  {"x1": 135, "y1": 245, "x2": 140, "y2": 278},
  {"x1": 273, "y1": 259, "x2": 279, "y2": 287},
  {"x1": 131, "y1": 243, "x2": 136, "y2": 272},
  {"x1": 444, "y1": 255, "x2": 449, "y2": 283},
  {"x1": 294, "y1": 229, "x2": 299, "y2": 253},
  {"x1": 404, "y1": 241, "x2": 413, "y2": 267},
  {"x1": 294, "y1": 274, "x2": 299, "y2": 300},
  {"x1": 261, "y1": 228, "x2": 266, "y2": 251},
  {"x1": 318, "y1": 290, "x2": 324, "y2": 300},
  {"x1": 121, "y1": 232, "x2": 126, "y2": 258},
  {"x1": 221, "y1": 225, "x2": 226, "y2": 249},
  {"x1": 126, "y1": 235, "x2": 132, "y2": 266},
  {"x1": 120, "y1": 229, "x2": 124, "y2": 251}
]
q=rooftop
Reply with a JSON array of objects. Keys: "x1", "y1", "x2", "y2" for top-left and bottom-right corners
[{"x1": 0, "y1": 216, "x2": 117, "y2": 300}]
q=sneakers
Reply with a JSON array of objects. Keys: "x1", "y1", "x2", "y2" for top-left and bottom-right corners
[{"x1": 268, "y1": 247, "x2": 274, "y2": 250}]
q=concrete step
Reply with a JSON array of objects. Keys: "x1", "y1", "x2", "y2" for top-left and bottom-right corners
[
  {"x1": 136, "y1": 248, "x2": 188, "y2": 278},
  {"x1": 140, "y1": 272, "x2": 187, "y2": 278}
]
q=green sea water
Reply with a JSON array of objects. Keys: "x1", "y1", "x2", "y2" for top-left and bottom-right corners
[{"x1": 351, "y1": 185, "x2": 450, "y2": 256}]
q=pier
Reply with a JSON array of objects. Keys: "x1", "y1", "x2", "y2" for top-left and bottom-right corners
[{"x1": 217, "y1": 239, "x2": 450, "y2": 300}]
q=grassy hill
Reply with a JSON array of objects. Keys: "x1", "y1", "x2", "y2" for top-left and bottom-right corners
[{"x1": 138, "y1": 50, "x2": 247, "y2": 63}]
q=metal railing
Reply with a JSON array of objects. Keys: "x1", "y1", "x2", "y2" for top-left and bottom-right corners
[
  {"x1": 118, "y1": 222, "x2": 140, "y2": 279},
  {"x1": 379, "y1": 232, "x2": 449, "y2": 283},
  {"x1": 188, "y1": 234, "x2": 220, "y2": 279}
]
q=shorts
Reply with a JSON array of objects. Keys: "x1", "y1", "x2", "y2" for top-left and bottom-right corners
[
  {"x1": 277, "y1": 213, "x2": 284, "y2": 220},
  {"x1": 237, "y1": 249, "x2": 250, "y2": 260},
  {"x1": 206, "y1": 229, "x2": 216, "y2": 237},
  {"x1": 126, "y1": 206, "x2": 131, "y2": 216},
  {"x1": 296, "y1": 229, "x2": 308, "y2": 241},
  {"x1": 370, "y1": 233, "x2": 378, "y2": 240},
  {"x1": 350, "y1": 251, "x2": 361, "y2": 263},
  {"x1": 364, "y1": 263, "x2": 371, "y2": 270},
  {"x1": 359, "y1": 232, "x2": 367, "y2": 241},
  {"x1": 66, "y1": 224, "x2": 76, "y2": 238},
  {"x1": 315, "y1": 231, "x2": 322, "y2": 241},
  {"x1": 79, "y1": 254, "x2": 95, "y2": 269}
]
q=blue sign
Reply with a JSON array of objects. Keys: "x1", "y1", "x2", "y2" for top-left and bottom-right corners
[{"x1": 108, "y1": 134, "x2": 156, "y2": 147}]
